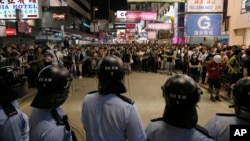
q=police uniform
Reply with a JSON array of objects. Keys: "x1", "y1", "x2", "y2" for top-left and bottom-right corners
[
  {"x1": 146, "y1": 118, "x2": 214, "y2": 141},
  {"x1": 0, "y1": 66, "x2": 29, "y2": 141},
  {"x1": 205, "y1": 114, "x2": 250, "y2": 141},
  {"x1": 81, "y1": 91, "x2": 146, "y2": 141},
  {"x1": 29, "y1": 65, "x2": 74, "y2": 141},
  {"x1": 0, "y1": 100, "x2": 29, "y2": 141},
  {"x1": 29, "y1": 107, "x2": 72, "y2": 141}
]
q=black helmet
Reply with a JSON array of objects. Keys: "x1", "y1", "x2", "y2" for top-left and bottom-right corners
[
  {"x1": 31, "y1": 65, "x2": 72, "y2": 109},
  {"x1": 97, "y1": 55, "x2": 126, "y2": 95},
  {"x1": 162, "y1": 74, "x2": 201, "y2": 129},
  {"x1": 0, "y1": 66, "x2": 27, "y2": 103},
  {"x1": 233, "y1": 77, "x2": 250, "y2": 122}
]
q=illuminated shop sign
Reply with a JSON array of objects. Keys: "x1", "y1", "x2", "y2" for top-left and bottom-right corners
[
  {"x1": 186, "y1": 14, "x2": 222, "y2": 37},
  {"x1": 5, "y1": 28, "x2": 16, "y2": 36},
  {"x1": 187, "y1": 0, "x2": 224, "y2": 12},
  {"x1": 147, "y1": 23, "x2": 172, "y2": 30},
  {"x1": 126, "y1": 12, "x2": 157, "y2": 21},
  {"x1": 52, "y1": 13, "x2": 66, "y2": 20},
  {"x1": 117, "y1": 11, "x2": 127, "y2": 18},
  {"x1": 0, "y1": 0, "x2": 41, "y2": 19}
]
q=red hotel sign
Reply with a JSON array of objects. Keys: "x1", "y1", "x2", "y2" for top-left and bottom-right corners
[
  {"x1": 147, "y1": 23, "x2": 172, "y2": 30},
  {"x1": 126, "y1": 12, "x2": 157, "y2": 21}
]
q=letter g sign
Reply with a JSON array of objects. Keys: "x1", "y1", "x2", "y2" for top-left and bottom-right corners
[{"x1": 198, "y1": 16, "x2": 210, "y2": 30}]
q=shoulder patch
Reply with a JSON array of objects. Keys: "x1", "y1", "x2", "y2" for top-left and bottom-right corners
[
  {"x1": 117, "y1": 95, "x2": 134, "y2": 105},
  {"x1": 216, "y1": 113, "x2": 236, "y2": 116},
  {"x1": 88, "y1": 90, "x2": 98, "y2": 94},
  {"x1": 195, "y1": 124, "x2": 214, "y2": 139},
  {"x1": 151, "y1": 117, "x2": 163, "y2": 122}
]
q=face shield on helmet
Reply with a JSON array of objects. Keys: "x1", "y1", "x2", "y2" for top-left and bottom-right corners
[
  {"x1": 97, "y1": 55, "x2": 126, "y2": 95},
  {"x1": 0, "y1": 66, "x2": 27, "y2": 103},
  {"x1": 233, "y1": 77, "x2": 250, "y2": 122},
  {"x1": 213, "y1": 55, "x2": 222, "y2": 63},
  {"x1": 31, "y1": 65, "x2": 72, "y2": 109}
]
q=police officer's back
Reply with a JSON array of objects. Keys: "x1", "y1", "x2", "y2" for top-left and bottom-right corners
[
  {"x1": 29, "y1": 65, "x2": 74, "y2": 141},
  {"x1": 205, "y1": 77, "x2": 250, "y2": 141},
  {"x1": 81, "y1": 55, "x2": 146, "y2": 141},
  {"x1": 0, "y1": 66, "x2": 29, "y2": 141},
  {"x1": 145, "y1": 74, "x2": 214, "y2": 141}
]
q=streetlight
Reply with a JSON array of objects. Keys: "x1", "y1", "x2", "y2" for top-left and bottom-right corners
[{"x1": 93, "y1": 7, "x2": 98, "y2": 37}]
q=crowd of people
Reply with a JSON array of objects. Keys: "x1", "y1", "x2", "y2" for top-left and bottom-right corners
[{"x1": 1, "y1": 42, "x2": 250, "y2": 140}]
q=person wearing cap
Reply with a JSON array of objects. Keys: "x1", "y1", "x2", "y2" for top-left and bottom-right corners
[
  {"x1": 145, "y1": 74, "x2": 214, "y2": 141},
  {"x1": 81, "y1": 55, "x2": 146, "y2": 141},
  {"x1": 206, "y1": 55, "x2": 222, "y2": 102},
  {"x1": 205, "y1": 77, "x2": 250, "y2": 141}
]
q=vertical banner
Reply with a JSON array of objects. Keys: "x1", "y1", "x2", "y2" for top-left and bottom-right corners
[{"x1": 174, "y1": 2, "x2": 179, "y2": 38}]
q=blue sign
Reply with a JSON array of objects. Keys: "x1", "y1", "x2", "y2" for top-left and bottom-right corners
[{"x1": 186, "y1": 14, "x2": 222, "y2": 37}]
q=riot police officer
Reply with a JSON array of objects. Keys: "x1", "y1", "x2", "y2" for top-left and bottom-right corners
[
  {"x1": 81, "y1": 55, "x2": 146, "y2": 141},
  {"x1": 145, "y1": 74, "x2": 214, "y2": 141},
  {"x1": 29, "y1": 65, "x2": 74, "y2": 141},
  {"x1": 205, "y1": 77, "x2": 250, "y2": 141},
  {"x1": 0, "y1": 66, "x2": 29, "y2": 141}
]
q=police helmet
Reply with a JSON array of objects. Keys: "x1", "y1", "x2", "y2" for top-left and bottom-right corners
[
  {"x1": 31, "y1": 65, "x2": 72, "y2": 109},
  {"x1": 97, "y1": 55, "x2": 126, "y2": 95},
  {"x1": 162, "y1": 74, "x2": 201, "y2": 108},
  {"x1": 233, "y1": 77, "x2": 250, "y2": 121},
  {"x1": 213, "y1": 55, "x2": 222, "y2": 63},
  {"x1": 0, "y1": 66, "x2": 27, "y2": 103},
  {"x1": 162, "y1": 74, "x2": 202, "y2": 128}
]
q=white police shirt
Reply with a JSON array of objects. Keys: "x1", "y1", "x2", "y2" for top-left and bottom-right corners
[
  {"x1": 81, "y1": 92, "x2": 146, "y2": 141},
  {"x1": 29, "y1": 107, "x2": 72, "y2": 141},
  {"x1": 146, "y1": 120, "x2": 214, "y2": 141},
  {"x1": 0, "y1": 100, "x2": 29, "y2": 141},
  {"x1": 205, "y1": 114, "x2": 250, "y2": 141}
]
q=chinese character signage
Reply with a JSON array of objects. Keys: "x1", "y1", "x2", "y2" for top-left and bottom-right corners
[
  {"x1": 0, "y1": 0, "x2": 41, "y2": 19},
  {"x1": 186, "y1": 14, "x2": 222, "y2": 37},
  {"x1": 187, "y1": 0, "x2": 224, "y2": 12}
]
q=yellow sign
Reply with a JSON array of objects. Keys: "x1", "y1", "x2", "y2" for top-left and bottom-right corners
[{"x1": 127, "y1": 0, "x2": 185, "y2": 2}]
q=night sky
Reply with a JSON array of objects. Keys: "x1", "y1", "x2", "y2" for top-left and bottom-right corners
[{"x1": 93, "y1": 0, "x2": 127, "y2": 19}]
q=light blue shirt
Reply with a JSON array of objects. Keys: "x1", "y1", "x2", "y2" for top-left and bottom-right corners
[
  {"x1": 205, "y1": 114, "x2": 250, "y2": 141},
  {"x1": 81, "y1": 92, "x2": 146, "y2": 141},
  {"x1": 29, "y1": 107, "x2": 72, "y2": 141},
  {"x1": 0, "y1": 100, "x2": 29, "y2": 141},
  {"x1": 146, "y1": 120, "x2": 214, "y2": 141}
]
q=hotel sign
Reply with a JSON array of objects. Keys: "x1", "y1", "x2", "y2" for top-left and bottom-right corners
[{"x1": 0, "y1": 0, "x2": 41, "y2": 19}]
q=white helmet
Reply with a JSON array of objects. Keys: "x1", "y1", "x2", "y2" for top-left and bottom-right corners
[{"x1": 213, "y1": 55, "x2": 222, "y2": 63}]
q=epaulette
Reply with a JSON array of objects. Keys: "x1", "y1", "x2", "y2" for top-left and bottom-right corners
[
  {"x1": 2, "y1": 102, "x2": 18, "y2": 117},
  {"x1": 87, "y1": 91, "x2": 98, "y2": 94},
  {"x1": 216, "y1": 113, "x2": 236, "y2": 116},
  {"x1": 195, "y1": 124, "x2": 214, "y2": 139},
  {"x1": 151, "y1": 117, "x2": 163, "y2": 122},
  {"x1": 117, "y1": 95, "x2": 134, "y2": 105}
]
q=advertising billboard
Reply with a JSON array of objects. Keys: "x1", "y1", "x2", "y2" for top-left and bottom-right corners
[
  {"x1": 187, "y1": 0, "x2": 224, "y2": 12},
  {"x1": 127, "y1": 0, "x2": 185, "y2": 2},
  {"x1": 126, "y1": 12, "x2": 157, "y2": 21},
  {"x1": 147, "y1": 23, "x2": 172, "y2": 30},
  {"x1": 186, "y1": 14, "x2": 222, "y2": 37},
  {"x1": 0, "y1": 0, "x2": 42, "y2": 19}
]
